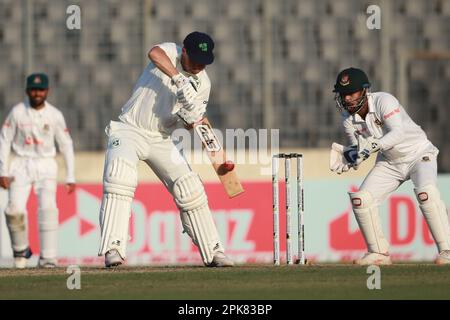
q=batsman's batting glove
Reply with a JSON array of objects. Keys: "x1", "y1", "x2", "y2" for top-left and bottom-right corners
[
  {"x1": 176, "y1": 105, "x2": 204, "y2": 126},
  {"x1": 172, "y1": 73, "x2": 197, "y2": 107}
]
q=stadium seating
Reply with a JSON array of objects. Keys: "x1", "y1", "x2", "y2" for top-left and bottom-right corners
[{"x1": 0, "y1": 0, "x2": 449, "y2": 171}]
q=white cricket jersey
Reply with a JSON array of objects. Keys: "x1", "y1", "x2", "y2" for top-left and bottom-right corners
[
  {"x1": 0, "y1": 99, "x2": 75, "y2": 182},
  {"x1": 118, "y1": 42, "x2": 211, "y2": 136},
  {"x1": 342, "y1": 92, "x2": 438, "y2": 164}
]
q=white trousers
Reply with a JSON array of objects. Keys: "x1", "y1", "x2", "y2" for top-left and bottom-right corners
[
  {"x1": 356, "y1": 151, "x2": 450, "y2": 253},
  {"x1": 6, "y1": 157, "x2": 59, "y2": 258},
  {"x1": 104, "y1": 121, "x2": 191, "y2": 190},
  {"x1": 360, "y1": 152, "x2": 438, "y2": 205}
]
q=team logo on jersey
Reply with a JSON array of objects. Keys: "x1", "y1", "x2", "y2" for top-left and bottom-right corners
[
  {"x1": 422, "y1": 156, "x2": 430, "y2": 162},
  {"x1": 375, "y1": 119, "x2": 382, "y2": 126},
  {"x1": 340, "y1": 74, "x2": 350, "y2": 86},
  {"x1": 110, "y1": 138, "x2": 121, "y2": 148},
  {"x1": 43, "y1": 124, "x2": 50, "y2": 132}
]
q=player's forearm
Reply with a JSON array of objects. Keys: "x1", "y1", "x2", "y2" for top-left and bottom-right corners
[
  {"x1": 0, "y1": 158, "x2": 9, "y2": 176},
  {"x1": 148, "y1": 46, "x2": 179, "y2": 78},
  {"x1": 0, "y1": 139, "x2": 12, "y2": 176},
  {"x1": 59, "y1": 143, "x2": 76, "y2": 183}
]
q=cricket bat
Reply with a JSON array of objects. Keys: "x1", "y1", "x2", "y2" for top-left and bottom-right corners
[{"x1": 192, "y1": 118, "x2": 244, "y2": 198}]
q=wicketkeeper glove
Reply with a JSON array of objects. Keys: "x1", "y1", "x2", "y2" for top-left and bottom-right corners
[
  {"x1": 354, "y1": 134, "x2": 381, "y2": 166},
  {"x1": 329, "y1": 143, "x2": 359, "y2": 174}
]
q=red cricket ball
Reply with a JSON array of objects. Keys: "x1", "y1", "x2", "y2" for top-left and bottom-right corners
[{"x1": 222, "y1": 160, "x2": 235, "y2": 172}]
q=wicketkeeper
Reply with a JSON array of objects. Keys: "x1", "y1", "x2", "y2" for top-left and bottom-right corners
[
  {"x1": 330, "y1": 67, "x2": 450, "y2": 265},
  {"x1": 98, "y1": 31, "x2": 234, "y2": 268}
]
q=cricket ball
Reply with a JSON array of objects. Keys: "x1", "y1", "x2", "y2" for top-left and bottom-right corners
[{"x1": 222, "y1": 160, "x2": 235, "y2": 172}]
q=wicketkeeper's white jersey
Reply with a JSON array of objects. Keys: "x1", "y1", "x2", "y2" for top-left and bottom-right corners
[
  {"x1": 119, "y1": 42, "x2": 211, "y2": 136},
  {"x1": 0, "y1": 100, "x2": 75, "y2": 182},
  {"x1": 342, "y1": 92, "x2": 438, "y2": 164}
]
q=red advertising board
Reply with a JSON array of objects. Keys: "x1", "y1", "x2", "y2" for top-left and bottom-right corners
[{"x1": 2, "y1": 177, "x2": 447, "y2": 265}]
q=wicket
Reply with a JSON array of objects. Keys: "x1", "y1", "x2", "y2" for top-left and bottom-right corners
[{"x1": 272, "y1": 153, "x2": 305, "y2": 265}]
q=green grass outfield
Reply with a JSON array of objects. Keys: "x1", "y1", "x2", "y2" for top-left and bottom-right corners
[{"x1": 0, "y1": 264, "x2": 449, "y2": 300}]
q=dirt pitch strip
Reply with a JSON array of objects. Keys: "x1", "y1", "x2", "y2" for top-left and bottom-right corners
[{"x1": 0, "y1": 263, "x2": 449, "y2": 300}]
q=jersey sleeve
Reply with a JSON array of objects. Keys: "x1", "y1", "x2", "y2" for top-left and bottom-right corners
[
  {"x1": 342, "y1": 116, "x2": 358, "y2": 146},
  {"x1": 376, "y1": 93, "x2": 404, "y2": 150},
  {"x1": 54, "y1": 111, "x2": 75, "y2": 183},
  {"x1": 0, "y1": 109, "x2": 16, "y2": 176},
  {"x1": 154, "y1": 42, "x2": 179, "y2": 67}
]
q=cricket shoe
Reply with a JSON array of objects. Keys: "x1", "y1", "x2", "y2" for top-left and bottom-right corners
[
  {"x1": 207, "y1": 252, "x2": 235, "y2": 267},
  {"x1": 353, "y1": 252, "x2": 392, "y2": 266},
  {"x1": 435, "y1": 250, "x2": 450, "y2": 265},
  {"x1": 13, "y1": 247, "x2": 33, "y2": 269},
  {"x1": 38, "y1": 257, "x2": 58, "y2": 268},
  {"x1": 105, "y1": 249, "x2": 124, "y2": 268}
]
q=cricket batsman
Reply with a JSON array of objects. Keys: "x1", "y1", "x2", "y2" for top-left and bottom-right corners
[
  {"x1": 329, "y1": 67, "x2": 450, "y2": 265},
  {"x1": 98, "y1": 31, "x2": 234, "y2": 268},
  {"x1": 0, "y1": 73, "x2": 76, "y2": 268}
]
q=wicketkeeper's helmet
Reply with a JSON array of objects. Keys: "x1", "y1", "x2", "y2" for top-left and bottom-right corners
[{"x1": 333, "y1": 67, "x2": 371, "y2": 114}]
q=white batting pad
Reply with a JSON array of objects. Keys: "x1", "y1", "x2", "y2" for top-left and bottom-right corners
[
  {"x1": 4, "y1": 213, "x2": 28, "y2": 252},
  {"x1": 38, "y1": 208, "x2": 58, "y2": 259},
  {"x1": 98, "y1": 157, "x2": 137, "y2": 259},
  {"x1": 103, "y1": 157, "x2": 138, "y2": 197},
  {"x1": 98, "y1": 194, "x2": 132, "y2": 258},
  {"x1": 415, "y1": 184, "x2": 450, "y2": 252},
  {"x1": 173, "y1": 172, "x2": 223, "y2": 265},
  {"x1": 349, "y1": 190, "x2": 390, "y2": 254}
]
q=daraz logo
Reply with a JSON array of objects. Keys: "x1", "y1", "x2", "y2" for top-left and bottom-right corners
[{"x1": 199, "y1": 43, "x2": 208, "y2": 52}]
